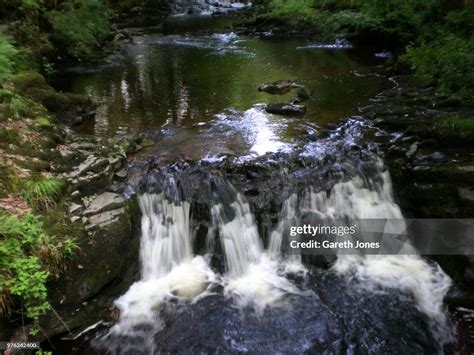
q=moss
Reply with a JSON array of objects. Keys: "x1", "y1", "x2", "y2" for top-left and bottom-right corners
[
  {"x1": 429, "y1": 115, "x2": 474, "y2": 144},
  {"x1": 35, "y1": 117, "x2": 53, "y2": 129},
  {"x1": 8, "y1": 71, "x2": 49, "y2": 93},
  {"x1": 0, "y1": 127, "x2": 19, "y2": 144},
  {"x1": 42, "y1": 199, "x2": 84, "y2": 245}
]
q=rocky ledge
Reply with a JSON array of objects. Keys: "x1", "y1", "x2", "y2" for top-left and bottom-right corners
[
  {"x1": 359, "y1": 73, "x2": 474, "y2": 308},
  {"x1": 40, "y1": 132, "x2": 144, "y2": 338}
]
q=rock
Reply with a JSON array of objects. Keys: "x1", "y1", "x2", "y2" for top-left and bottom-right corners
[
  {"x1": 374, "y1": 105, "x2": 415, "y2": 117},
  {"x1": 70, "y1": 216, "x2": 81, "y2": 223},
  {"x1": 115, "y1": 169, "x2": 128, "y2": 180},
  {"x1": 458, "y1": 187, "x2": 474, "y2": 210},
  {"x1": 296, "y1": 88, "x2": 311, "y2": 101},
  {"x1": 84, "y1": 192, "x2": 126, "y2": 216},
  {"x1": 69, "y1": 155, "x2": 109, "y2": 179},
  {"x1": 86, "y1": 207, "x2": 125, "y2": 230},
  {"x1": 406, "y1": 142, "x2": 418, "y2": 157},
  {"x1": 69, "y1": 142, "x2": 96, "y2": 151},
  {"x1": 433, "y1": 97, "x2": 462, "y2": 108},
  {"x1": 258, "y1": 80, "x2": 303, "y2": 95},
  {"x1": 265, "y1": 103, "x2": 306, "y2": 116},
  {"x1": 42, "y1": 198, "x2": 140, "y2": 337},
  {"x1": 68, "y1": 203, "x2": 83, "y2": 216}
]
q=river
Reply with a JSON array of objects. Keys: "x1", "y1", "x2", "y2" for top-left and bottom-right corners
[{"x1": 49, "y1": 11, "x2": 457, "y2": 355}]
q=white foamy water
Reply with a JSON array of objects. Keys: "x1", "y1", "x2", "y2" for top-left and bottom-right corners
[
  {"x1": 172, "y1": 0, "x2": 251, "y2": 15},
  {"x1": 300, "y1": 161, "x2": 453, "y2": 342},
  {"x1": 111, "y1": 194, "x2": 216, "y2": 332},
  {"x1": 297, "y1": 38, "x2": 353, "y2": 50},
  {"x1": 109, "y1": 144, "x2": 452, "y2": 346},
  {"x1": 211, "y1": 192, "x2": 302, "y2": 312},
  {"x1": 214, "y1": 107, "x2": 292, "y2": 156}
]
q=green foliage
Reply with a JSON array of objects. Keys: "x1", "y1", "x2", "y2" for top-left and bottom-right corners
[
  {"x1": 438, "y1": 115, "x2": 474, "y2": 132},
  {"x1": 9, "y1": 92, "x2": 29, "y2": 119},
  {"x1": 22, "y1": 175, "x2": 64, "y2": 211},
  {"x1": 0, "y1": 212, "x2": 78, "y2": 328},
  {"x1": 42, "y1": 62, "x2": 55, "y2": 82},
  {"x1": 0, "y1": 34, "x2": 19, "y2": 82},
  {"x1": 403, "y1": 35, "x2": 474, "y2": 99},
  {"x1": 0, "y1": 213, "x2": 51, "y2": 318},
  {"x1": 48, "y1": 0, "x2": 112, "y2": 61},
  {"x1": 263, "y1": 0, "x2": 474, "y2": 99},
  {"x1": 35, "y1": 117, "x2": 52, "y2": 129}
]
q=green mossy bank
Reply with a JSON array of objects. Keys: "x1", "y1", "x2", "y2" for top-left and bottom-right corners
[
  {"x1": 246, "y1": 0, "x2": 474, "y2": 101},
  {"x1": 0, "y1": 0, "x2": 164, "y2": 345}
]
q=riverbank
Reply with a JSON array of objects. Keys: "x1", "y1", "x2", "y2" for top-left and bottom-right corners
[{"x1": 0, "y1": 1, "x2": 171, "y2": 344}]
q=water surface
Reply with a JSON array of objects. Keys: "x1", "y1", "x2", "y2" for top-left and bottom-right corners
[{"x1": 57, "y1": 14, "x2": 388, "y2": 161}]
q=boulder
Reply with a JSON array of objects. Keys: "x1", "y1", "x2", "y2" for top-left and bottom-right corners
[{"x1": 265, "y1": 103, "x2": 306, "y2": 116}]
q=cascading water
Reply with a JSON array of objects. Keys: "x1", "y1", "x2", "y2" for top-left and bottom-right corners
[
  {"x1": 210, "y1": 192, "x2": 302, "y2": 312},
  {"x1": 95, "y1": 117, "x2": 453, "y2": 353},
  {"x1": 107, "y1": 193, "x2": 216, "y2": 335},
  {"x1": 172, "y1": 0, "x2": 250, "y2": 15}
]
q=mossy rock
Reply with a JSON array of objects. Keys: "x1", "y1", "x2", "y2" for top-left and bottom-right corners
[
  {"x1": 8, "y1": 71, "x2": 49, "y2": 93},
  {"x1": 7, "y1": 71, "x2": 95, "y2": 125}
]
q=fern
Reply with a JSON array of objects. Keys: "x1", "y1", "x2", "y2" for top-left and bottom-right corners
[{"x1": 0, "y1": 34, "x2": 18, "y2": 82}]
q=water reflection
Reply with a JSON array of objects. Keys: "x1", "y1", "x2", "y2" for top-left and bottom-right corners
[{"x1": 56, "y1": 15, "x2": 388, "y2": 159}]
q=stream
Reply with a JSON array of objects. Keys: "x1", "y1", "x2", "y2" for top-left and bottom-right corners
[{"x1": 51, "y1": 10, "x2": 457, "y2": 355}]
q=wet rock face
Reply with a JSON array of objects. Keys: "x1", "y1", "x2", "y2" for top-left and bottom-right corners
[
  {"x1": 360, "y1": 74, "x2": 474, "y2": 307},
  {"x1": 90, "y1": 271, "x2": 437, "y2": 355},
  {"x1": 40, "y1": 134, "x2": 145, "y2": 336}
]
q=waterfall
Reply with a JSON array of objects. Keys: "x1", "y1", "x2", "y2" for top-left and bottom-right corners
[
  {"x1": 211, "y1": 191, "x2": 301, "y2": 312},
  {"x1": 139, "y1": 193, "x2": 193, "y2": 279},
  {"x1": 171, "y1": 0, "x2": 249, "y2": 15},
  {"x1": 104, "y1": 135, "x2": 452, "y2": 348},
  {"x1": 211, "y1": 194, "x2": 262, "y2": 277},
  {"x1": 110, "y1": 193, "x2": 216, "y2": 333},
  {"x1": 269, "y1": 159, "x2": 453, "y2": 343}
]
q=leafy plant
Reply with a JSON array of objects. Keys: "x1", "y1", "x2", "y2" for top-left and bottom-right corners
[
  {"x1": 0, "y1": 34, "x2": 19, "y2": 82},
  {"x1": 0, "y1": 212, "x2": 78, "y2": 331},
  {"x1": 9, "y1": 92, "x2": 29, "y2": 119},
  {"x1": 402, "y1": 34, "x2": 474, "y2": 99},
  {"x1": 48, "y1": 0, "x2": 112, "y2": 60}
]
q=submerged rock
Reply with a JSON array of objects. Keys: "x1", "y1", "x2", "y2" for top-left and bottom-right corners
[
  {"x1": 296, "y1": 88, "x2": 311, "y2": 101},
  {"x1": 258, "y1": 80, "x2": 303, "y2": 94},
  {"x1": 265, "y1": 103, "x2": 306, "y2": 116}
]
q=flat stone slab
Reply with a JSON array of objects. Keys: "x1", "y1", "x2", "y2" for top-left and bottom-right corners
[
  {"x1": 86, "y1": 207, "x2": 125, "y2": 230},
  {"x1": 84, "y1": 192, "x2": 126, "y2": 216}
]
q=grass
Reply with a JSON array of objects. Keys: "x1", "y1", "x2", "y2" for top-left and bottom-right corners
[
  {"x1": 22, "y1": 175, "x2": 64, "y2": 211},
  {"x1": 438, "y1": 115, "x2": 474, "y2": 132}
]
